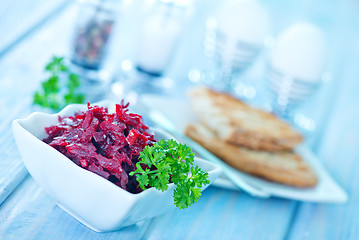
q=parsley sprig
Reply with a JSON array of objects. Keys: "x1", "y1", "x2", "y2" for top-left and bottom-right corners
[
  {"x1": 130, "y1": 139, "x2": 210, "y2": 209},
  {"x1": 33, "y1": 56, "x2": 85, "y2": 110}
]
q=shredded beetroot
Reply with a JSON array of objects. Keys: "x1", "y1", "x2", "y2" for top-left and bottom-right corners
[{"x1": 43, "y1": 101, "x2": 155, "y2": 193}]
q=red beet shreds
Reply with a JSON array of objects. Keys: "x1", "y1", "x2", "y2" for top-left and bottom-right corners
[{"x1": 43, "y1": 102, "x2": 155, "y2": 193}]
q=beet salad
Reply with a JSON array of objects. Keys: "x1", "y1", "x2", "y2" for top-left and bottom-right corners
[{"x1": 43, "y1": 102, "x2": 155, "y2": 193}]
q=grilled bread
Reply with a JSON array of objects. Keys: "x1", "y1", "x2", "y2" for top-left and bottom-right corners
[
  {"x1": 185, "y1": 124, "x2": 318, "y2": 187},
  {"x1": 187, "y1": 87, "x2": 303, "y2": 151}
]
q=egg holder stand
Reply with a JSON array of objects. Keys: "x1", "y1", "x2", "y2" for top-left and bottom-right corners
[
  {"x1": 197, "y1": 19, "x2": 262, "y2": 93},
  {"x1": 266, "y1": 64, "x2": 322, "y2": 135}
]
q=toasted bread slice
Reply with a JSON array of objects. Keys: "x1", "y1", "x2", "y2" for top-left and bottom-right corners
[
  {"x1": 187, "y1": 87, "x2": 303, "y2": 151},
  {"x1": 185, "y1": 124, "x2": 317, "y2": 188}
]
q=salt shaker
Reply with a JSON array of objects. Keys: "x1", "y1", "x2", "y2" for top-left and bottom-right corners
[
  {"x1": 135, "y1": 0, "x2": 187, "y2": 76},
  {"x1": 71, "y1": 0, "x2": 119, "y2": 70}
]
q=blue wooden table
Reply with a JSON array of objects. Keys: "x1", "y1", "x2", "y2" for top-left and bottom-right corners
[{"x1": 1, "y1": 0, "x2": 359, "y2": 239}]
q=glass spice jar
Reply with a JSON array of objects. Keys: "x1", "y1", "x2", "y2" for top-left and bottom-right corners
[{"x1": 71, "y1": 0, "x2": 119, "y2": 70}]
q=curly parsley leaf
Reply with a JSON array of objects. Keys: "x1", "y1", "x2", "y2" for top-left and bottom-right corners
[
  {"x1": 130, "y1": 139, "x2": 210, "y2": 209},
  {"x1": 33, "y1": 56, "x2": 85, "y2": 111}
]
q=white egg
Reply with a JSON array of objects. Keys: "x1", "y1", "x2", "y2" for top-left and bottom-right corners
[
  {"x1": 271, "y1": 22, "x2": 326, "y2": 82},
  {"x1": 216, "y1": 0, "x2": 270, "y2": 45}
]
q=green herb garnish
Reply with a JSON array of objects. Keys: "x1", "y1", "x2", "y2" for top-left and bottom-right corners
[
  {"x1": 33, "y1": 56, "x2": 85, "y2": 110},
  {"x1": 130, "y1": 139, "x2": 210, "y2": 209}
]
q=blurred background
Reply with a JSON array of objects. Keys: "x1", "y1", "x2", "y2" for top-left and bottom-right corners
[
  {"x1": 0, "y1": 0, "x2": 359, "y2": 148},
  {"x1": 1, "y1": 1, "x2": 359, "y2": 238}
]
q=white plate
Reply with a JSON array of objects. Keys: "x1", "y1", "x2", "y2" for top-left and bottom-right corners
[{"x1": 140, "y1": 94, "x2": 348, "y2": 203}]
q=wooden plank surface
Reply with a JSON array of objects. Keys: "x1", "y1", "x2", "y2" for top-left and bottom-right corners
[
  {"x1": 0, "y1": 176, "x2": 149, "y2": 240},
  {"x1": 0, "y1": 0, "x2": 70, "y2": 56},
  {"x1": 1, "y1": 0, "x2": 358, "y2": 239},
  {"x1": 143, "y1": 189, "x2": 296, "y2": 240},
  {"x1": 0, "y1": 176, "x2": 296, "y2": 240}
]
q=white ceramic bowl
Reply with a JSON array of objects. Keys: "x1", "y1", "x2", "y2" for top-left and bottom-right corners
[{"x1": 12, "y1": 101, "x2": 222, "y2": 232}]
